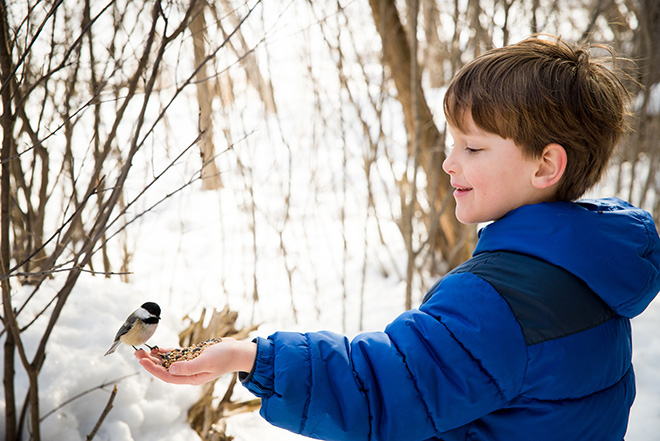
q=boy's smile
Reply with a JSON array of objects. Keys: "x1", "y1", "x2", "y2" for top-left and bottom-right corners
[{"x1": 443, "y1": 113, "x2": 552, "y2": 224}]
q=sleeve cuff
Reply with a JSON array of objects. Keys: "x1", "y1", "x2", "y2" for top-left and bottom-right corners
[{"x1": 239, "y1": 337, "x2": 275, "y2": 397}]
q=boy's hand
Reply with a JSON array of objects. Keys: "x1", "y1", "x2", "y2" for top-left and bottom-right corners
[{"x1": 134, "y1": 337, "x2": 257, "y2": 386}]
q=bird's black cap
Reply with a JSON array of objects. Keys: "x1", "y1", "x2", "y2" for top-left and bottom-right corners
[{"x1": 141, "y1": 302, "x2": 161, "y2": 318}]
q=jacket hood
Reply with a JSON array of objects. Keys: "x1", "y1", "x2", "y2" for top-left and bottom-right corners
[{"x1": 473, "y1": 197, "x2": 660, "y2": 318}]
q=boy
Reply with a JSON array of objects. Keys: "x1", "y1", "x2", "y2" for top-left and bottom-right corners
[{"x1": 137, "y1": 35, "x2": 660, "y2": 440}]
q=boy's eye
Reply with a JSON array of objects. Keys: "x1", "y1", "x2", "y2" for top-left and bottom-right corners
[{"x1": 466, "y1": 147, "x2": 481, "y2": 154}]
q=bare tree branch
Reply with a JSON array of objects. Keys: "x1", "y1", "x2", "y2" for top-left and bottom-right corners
[{"x1": 86, "y1": 385, "x2": 118, "y2": 441}]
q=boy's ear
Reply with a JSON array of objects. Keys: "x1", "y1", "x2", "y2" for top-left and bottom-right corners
[{"x1": 532, "y1": 143, "x2": 567, "y2": 189}]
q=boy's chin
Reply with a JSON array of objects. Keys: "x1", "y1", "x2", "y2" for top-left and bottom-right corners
[
  {"x1": 456, "y1": 217, "x2": 478, "y2": 225},
  {"x1": 455, "y1": 203, "x2": 524, "y2": 224},
  {"x1": 455, "y1": 211, "x2": 493, "y2": 225}
]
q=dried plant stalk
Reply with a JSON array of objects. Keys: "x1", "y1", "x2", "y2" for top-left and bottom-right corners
[{"x1": 180, "y1": 307, "x2": 260, "y2": 441}]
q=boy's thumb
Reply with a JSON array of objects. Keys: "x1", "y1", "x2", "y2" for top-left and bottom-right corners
[{"x1": 169, "y1": 360, "x2": 198, "y2": 376}]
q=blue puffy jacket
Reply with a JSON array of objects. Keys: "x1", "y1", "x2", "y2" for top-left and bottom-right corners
[{"x1": 241, "y1": 198, "x2": 660, "y2": 441}]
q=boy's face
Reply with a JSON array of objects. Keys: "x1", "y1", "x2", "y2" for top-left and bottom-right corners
[{"x1": 443, "y1": 113, "x2": 547, "y2": 224}]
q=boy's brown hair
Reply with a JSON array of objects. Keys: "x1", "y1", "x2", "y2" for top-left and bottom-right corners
[{"x1": 443, "y1": 35, "x2": 630, "y2": 201}]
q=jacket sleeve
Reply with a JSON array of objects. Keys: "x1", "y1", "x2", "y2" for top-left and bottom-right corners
[{"x1": 241, "y1": 272, "x2": 528, "y2": 441}]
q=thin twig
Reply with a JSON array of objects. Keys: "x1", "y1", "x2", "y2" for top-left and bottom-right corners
[
  {"x1": 40, "y1": 375, "x2": 134, "y2": 422},
  {"x1": 8, "y1": 267, "x2": 132, "y2": 281},
  {"x1": 86, "y1": 385, "x2": 118, "y2": 441}
]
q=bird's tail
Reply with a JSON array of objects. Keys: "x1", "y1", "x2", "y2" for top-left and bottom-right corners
[{"x1": 104, "y1": 340, "x2": 121, "y2": 356}]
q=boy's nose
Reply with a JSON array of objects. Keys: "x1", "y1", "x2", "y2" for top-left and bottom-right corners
[{"x1": 442, "y1": 149, "x2": 457, "y2": 175}]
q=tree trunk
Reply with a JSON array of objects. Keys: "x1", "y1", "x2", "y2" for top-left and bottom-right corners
[
  {"x1": 190, "y1": 1, "x2": 223, "y2": 190},
  {"x1": 0, "y1": 0, "x2": 18, "y2": 437},
  {"x1": 368, "y1": 0, "x2": 472, "y2": 268}
]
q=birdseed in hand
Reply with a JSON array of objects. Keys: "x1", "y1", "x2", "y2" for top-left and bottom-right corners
[{"x1": 159, "y1": 338, "x2": 222, "y2": 370}]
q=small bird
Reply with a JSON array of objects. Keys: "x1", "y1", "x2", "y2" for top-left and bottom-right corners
[{"x1": 104, "y1": 302, "x2": 161, "y2": 356}]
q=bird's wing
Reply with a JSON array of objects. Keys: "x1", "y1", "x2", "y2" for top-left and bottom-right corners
[
  {"x1": 113, "y1": 317, "x2": 136, "y2": 340},
  {"x1": 104, "y1": 339, "x2": 122, "y2": 356}
]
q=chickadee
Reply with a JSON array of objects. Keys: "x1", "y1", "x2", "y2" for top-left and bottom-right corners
[{"x1": 104, "y1": 302, "x2": 161, "y2": 356}]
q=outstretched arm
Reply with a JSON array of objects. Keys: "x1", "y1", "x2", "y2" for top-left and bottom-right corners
[
  {"x1": 135, "y1": 337, "x2": 257, "y2": 385},
  {"x1": 136, "y1": 273, "x2": 528, "y2": 441}
]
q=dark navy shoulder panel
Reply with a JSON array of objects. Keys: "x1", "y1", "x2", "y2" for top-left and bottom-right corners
[{"x1": 423, "y1": 251, "x2": 615, "y2": 345}]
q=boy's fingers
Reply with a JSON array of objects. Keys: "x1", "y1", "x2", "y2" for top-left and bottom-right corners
[
  {"x1": 138, "y1": 358, "x2": 190, "y2": 384},
  {"x1": 138, "y1": 358, "x2": 215, "y2": 385},
  {"x1": 134, "y1": 348, "x2": 165, "y2": 365}
]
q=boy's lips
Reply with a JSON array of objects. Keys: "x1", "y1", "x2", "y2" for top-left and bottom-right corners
[{"x1": 451, "y1": 182, "x2": 472, "y2": 197}]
